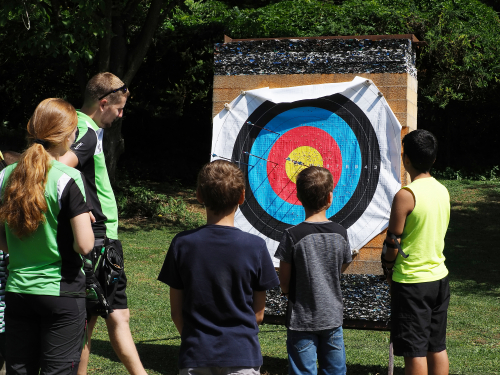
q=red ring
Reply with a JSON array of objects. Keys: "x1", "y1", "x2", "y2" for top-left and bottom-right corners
[{"x1": 267, "y1": 126, "x2": 342, "y2": 204}]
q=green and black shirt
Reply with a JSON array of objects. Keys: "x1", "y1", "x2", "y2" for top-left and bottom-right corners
[
  {"x1": 0, "y1": 161, "x2": 90, "y2": 297},
  {"x1": 71, "y1": 111, "x2": 118, "y2": 239}
]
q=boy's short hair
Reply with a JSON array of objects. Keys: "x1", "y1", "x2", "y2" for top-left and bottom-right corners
[
  {"x1": 402, "y1": 129, "x2": 438, "y2": 173},
  {"x1": 197, "y1": 160, "x2": 245, "y2": 215},
  {"x1": 296, "y1": 166, "x2": 334, "y2": 212}
]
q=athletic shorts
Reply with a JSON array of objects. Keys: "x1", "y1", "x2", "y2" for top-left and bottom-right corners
[
  {"x1": 108, "y1": 239, "x2": 128, "y2": 309},
  {"x1": 180, "y1": 367, "x2": 260, "y2": 375},
  {"x1": 391, "y1": 276, "x2": 450, "y2": 357},
  {"x1": 5, "y1": 293, "x2": 86, "y2": 375},
  {"x1": 91, "y1": 238, "x2": 128, "y2": 311}
]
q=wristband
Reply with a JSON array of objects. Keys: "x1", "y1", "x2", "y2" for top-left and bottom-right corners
[{"x1": 383, "y1": 240, "x2": 397, "y2": 249}]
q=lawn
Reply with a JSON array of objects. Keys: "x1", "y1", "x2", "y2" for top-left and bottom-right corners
[{"x1": 86, "y1": 179, "x2": 500, "y2": 375}]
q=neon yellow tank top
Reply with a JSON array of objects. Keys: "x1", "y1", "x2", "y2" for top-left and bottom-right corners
[{"x1": 392, "y1": 177, "x2": 450, "y2": 283}]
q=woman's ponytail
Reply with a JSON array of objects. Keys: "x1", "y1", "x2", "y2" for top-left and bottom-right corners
[{"x1": 0, "y1": 98, "x2": 77, "y2": 238}]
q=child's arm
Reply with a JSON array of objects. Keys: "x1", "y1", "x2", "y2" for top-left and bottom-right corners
[
  {"x1": 341, "y1": 240, "x2": 356, "y2": 273},
  {"x1": 383, "y1": 188, "x2": 415, "y2": 283},
  {"x1": 170, "y1": 287, "x2": 184, "y2": 335},
  {"x1": 253, "y1": 290, "x2": 266, "y2": 325},
  {"x1": 278, "y1": 261, "x2": 292, "y2": 295},
  {"x1": 385, "y1": 188, "x2": 415, "y2": 259}
]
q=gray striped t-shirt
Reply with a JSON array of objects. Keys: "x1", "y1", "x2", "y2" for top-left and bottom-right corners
[{"x1": 274, "y1": 221, "x2": 352, "y2": 331}]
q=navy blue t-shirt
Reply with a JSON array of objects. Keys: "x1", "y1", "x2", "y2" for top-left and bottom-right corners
[{"x1": 158, "y1": 224, "x2": 279, "y2": 368}]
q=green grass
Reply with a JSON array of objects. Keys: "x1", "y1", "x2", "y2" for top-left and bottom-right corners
[{"x1": 86, "y1": 179, "x2": 500, "y2": 374}]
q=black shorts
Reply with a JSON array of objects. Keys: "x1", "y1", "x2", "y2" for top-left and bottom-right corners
[
  {"x1": 5, "y1": 293, "x2": 86, "y2": 375},
  {"x1": 90, "y1": 238, "x2": 128, "y2": 311},
  {"x1": 107, "y1": 239, "x2": 128, "y2": 310},
  {"x1": 391, "y1": 276, "x2": 450, "y2": 357}
]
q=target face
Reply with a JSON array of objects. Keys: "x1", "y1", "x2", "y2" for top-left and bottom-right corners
[
  {"x1": 234, "y1": 95, "x2": 380, "y2": 241},
  {"x1": 212, "y1": 77, "x2": 402, "y2": 263}
]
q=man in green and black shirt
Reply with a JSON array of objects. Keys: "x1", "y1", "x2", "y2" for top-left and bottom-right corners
[{"x1": 60, "y1": 72, "x2": 148, "y2": 375}]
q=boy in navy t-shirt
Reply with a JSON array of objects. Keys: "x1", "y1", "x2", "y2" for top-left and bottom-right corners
[
  {"x1": 275, "y1": 166, "x2": 352, "y2": 375},
  {"x1": 158, "y1": 160, "x2": 279, "y2": 374}
]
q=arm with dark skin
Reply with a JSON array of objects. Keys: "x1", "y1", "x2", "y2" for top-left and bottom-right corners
[{"x1": 384, "y1": 188, "x2": 415, "y2": 282}]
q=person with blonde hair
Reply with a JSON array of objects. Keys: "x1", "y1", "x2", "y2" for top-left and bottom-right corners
[
  {"x1": 0, "y1": 98, "x2": 94, "y2": 375},
  {"x1": 59, "y1": 72, "x2": 147, "y2": 375}
]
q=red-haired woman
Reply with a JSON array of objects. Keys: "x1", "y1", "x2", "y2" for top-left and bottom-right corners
[{"x1": 0, "y1": 98, "x2": 94, "y2": 375}]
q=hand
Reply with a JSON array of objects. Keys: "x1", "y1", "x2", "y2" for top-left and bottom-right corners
[
  {"x1": 89, "y1": 211, "x2": 96, "y2": 223},
  {"x1": 386, "y1": 269, "x2": 393, "y2": 287}
]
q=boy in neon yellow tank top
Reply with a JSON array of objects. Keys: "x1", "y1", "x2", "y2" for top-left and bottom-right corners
[{"x1": 383, "y1": 129, "x2": 450, "y2": 375}]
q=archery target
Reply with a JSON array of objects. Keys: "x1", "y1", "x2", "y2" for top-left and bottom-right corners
[{"x1": 212, "y1": 77, "x2": 402, "y2": 265}]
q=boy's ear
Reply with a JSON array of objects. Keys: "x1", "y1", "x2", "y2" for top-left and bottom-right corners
[
  {"x1": 328, "y1": 191, "x2": 333, "y2": 205},
  {"x1": 196, "y1": 189, "x2": 204, "y2": 204},
  {"x1": 238, "y1": 189, "x2": 245, "y2": 205},
  {"x1": 403, "y1": 154, "x2": 412, "y2": 168}
]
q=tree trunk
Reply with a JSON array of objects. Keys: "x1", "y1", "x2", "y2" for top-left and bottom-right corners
[
  {"x1": 103, "y1": 119, "x2": 125, "y2": 184},
  {"x1": 101, "y1": 0, "x2": 167, "y2": 183},
  {"x1": 103, "y1": 11, "x2": 127, "y2": 184}
]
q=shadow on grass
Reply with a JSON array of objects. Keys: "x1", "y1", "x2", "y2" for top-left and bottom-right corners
[
  {"x1": 445, "y1": 184, "x2": 500, "y2": 296},
  {"x1": 260, "y1": 356, "x2": 288, "y2": 374},
  {"x1": 346, "y1": 364, "x2": 404, "y2": 375},
  {"x1": 91, "y1": 338, "x2": 181, "y2": 375},
  {"x1": 92, "y1": 339, "x2": 467, "y2": 375},
  {"x1": 262, "y1": 360, "x2": 409, "y2": 375},
  {"x1": 119, "y1": 219, "x2": 185, "y2": 235}
]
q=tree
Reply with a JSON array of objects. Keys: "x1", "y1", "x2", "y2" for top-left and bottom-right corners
[
  {"x1": 147, "y1": 0, "x2": 500, "y2": 170},
  {"x1": 0, "y1": 0, "x2": 181, "y2": 180},
  {"x1": 2, "y1": 0, "x2": 499, "y2": 179}
]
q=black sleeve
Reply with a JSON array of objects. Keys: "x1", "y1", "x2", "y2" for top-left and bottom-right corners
[
  {"x1": 274, "y1": 230, "x2": 294, "y2": 263},
  {"x1": 254, "y1": 242, "x2": 280, "y2": 291},
  {"x1": 157, "y1": 236, "x2": 184, "y2": 289},
  {"x1": 60, "y1": 179, "x2": 91, "y2": 219},
  {"x1": 71, "y1": 130, "x2": 96, "y2": 168},
  {"x1": 80, "y1": 173, "x2": 94, "y2": 211}
]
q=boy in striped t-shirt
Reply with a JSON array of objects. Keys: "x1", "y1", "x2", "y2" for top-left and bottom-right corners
[{"x1": 275, "y1": 166, "x2": 352, "y2": 375}]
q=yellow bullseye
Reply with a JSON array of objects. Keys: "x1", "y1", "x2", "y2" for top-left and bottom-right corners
[{"x1": 285, "y1": 146, "x2": 324, "y2": 183}]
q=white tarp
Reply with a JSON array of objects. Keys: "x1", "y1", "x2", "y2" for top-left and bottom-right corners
[{"x1": 212, "y1": 76, "x2": 402, "y2": 266}]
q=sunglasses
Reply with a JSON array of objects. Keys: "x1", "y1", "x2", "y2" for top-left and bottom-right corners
[{"x1": 98, "y1": 85, "x2": 128, "y2": 101}]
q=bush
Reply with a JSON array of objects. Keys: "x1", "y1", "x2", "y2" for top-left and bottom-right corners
[
  {"x1": 115, "y1": 182, "x2": 206, "y2": 230},
  {"x1": 433, "y1": 165, "x2": 500, "y2": 181}
]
